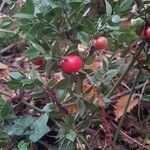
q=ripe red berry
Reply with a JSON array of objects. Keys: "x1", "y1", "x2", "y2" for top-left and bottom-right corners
[
  {"x1": 32, "y1": 58, "x2": 44, "y2": 66},
  {"x1": 93, "y1": 36, "x2": 108, "y2": 49},
  {"x1": 59, "y1": 55, "x2": 83, "y2": 73},
  {"x1": 141, "y1": 26, "x2": 150, "y2": 40}
]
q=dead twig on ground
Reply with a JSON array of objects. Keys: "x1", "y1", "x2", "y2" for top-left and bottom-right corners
[
  {"x1": 110, "y1": 82, "x2": 150, "y2": 101},
  {"x1": 0, "y1": 2, "x2": 5, "y2": 12},
  {"x1": 0, "y1": 42, "x2": 18, "y2": 55},
  {"x1": 99, "y1": 107, "x2": 115, "y2": 150},
  {"x1": 111, "y1": 121, "x2": 149, "y2": 150}
]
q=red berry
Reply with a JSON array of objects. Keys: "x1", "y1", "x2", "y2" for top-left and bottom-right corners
[
  {"x1": 93, "y1": 37, "x2": 108, "y2": 49},
  {"x1": 141, "y1": 26, "x2": 150, "y2": 40},
  {"x1": 32, "y1": 58, "x2": 44, "y2": 66},
  {"x1": 60, "y1": 55, "x2": 83, "y2": 73}
]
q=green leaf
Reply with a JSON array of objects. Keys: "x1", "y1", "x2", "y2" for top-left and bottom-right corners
[
  {"x1": 77, "y1": 31, "x2": 90, "y2": 45},
  {"x1": 66, "y1": 130, "x2": 76, "y2": 142},
  {"x1": 21, "y1": 0, "x2": 35, "y2": 15},
  {"x1": 17, "y1": 141, "x2": 29, "y2": 150},
  {"x1": 58, "y1": 139, "x2": 75, "y2": 150},
  {"x1": 13, "y1": 13, "x2": 34, "y2": 19},
  {"x1": 24, "y1": 46, "x2": 39, "y2": 58},
  {"x1": 119, "y1": 0, "x2": 134, "y2": 12},
  {"x1": 84, "y1": 54, "x2": 95, "y2": 65},
  {"x1": 21, "y1": 79, "x2": 34, "y2": 90},
  {"x1": 0, "y1": 130, "x2": 9, "y2": 140},
  {"x1": 77, "y1": 99, "x2": 85, "y2": 117},
  {"x1": 6, "y1": 116, "x2": 35, "y2": 136},
  {"x1": 51, "y1": 41, "x2": 61, "y2": 57},
  {"x1": 29, "y1": 113, "x2": 50, "y2": 142},
  {"x1": 83, "y1": 20, "x2": 95, "y2": 34},
  {"x1": 7, "y1": 79, "x2": 21, "y2": 90},
  {"x1": 144, "y1": 6, "x2": 150, "y2": 13},
  {"x1": 3, "y1": 0, "x2": 12, "y2": 4},
  {"x1": 48, "y1": 79, "x2": 57, "y2": 89},
  {"x1": 42, "y1": 103, "x2": 53, "y2": 113},
  {"x1": 101, "y1": 55, "x2": 109, "y2": 73},
  {"x1": 46, "y1": 61, "x2": 59, "y2": 73},
  {"x1": 31, "y1": 90, "x2": 44, "y2": 99},
  {"x1": 0, "y1": 20, "x2": 12, "y2": 28},
  {"x1": 77, "y1": 133, "x2": 88, "y2": 145},
  {"x1": 102, "y1": 69, "x2": 119, "y2": 85},
  {"x1": 53, "y1": 79, "x2": 69, "y2": 90},
  {"x1": 104, "y1": 97, "x2": 111, "y2": 103},
  {"x1": 9, "y1": 71, "x2": 25, "y2": 80},
  {"x1": 30, "y1": 41, "x2": 46, "y2": 54},
  {"x1": 105, "y1": 0, "x2": 112, "y2": 16},
  {"x1": 143, "y1": 95, "x2": 150, "y2": 102},
  {"x1": 1, "y1": 102, "x2": 11, "y2": 119},
  {"x1": 56, "y1": 90, "x2": 67, "y2": 101}
]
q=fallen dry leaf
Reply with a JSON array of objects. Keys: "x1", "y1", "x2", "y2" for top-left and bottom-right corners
[
  {"x1": 0, "y1": 62, "x2": 8, "y2": 70},
  {"x1": 53, "y1": 71, "x2": 64, "y2": 82},
  {"x1": 78, "y1": 44, "x2": 88, "y2": 52},
  {"x1": 66, "y1": 84, "x2": 105, "y2": 114},
  {"x1": 0, "y1": 62, "x2": 9, "y2": 78},
  {"x1": 85, "y1": 60, "x2": 101, "y2": 70},
  {"x1": 82, "y1": 84, "x2": 105, "y2": 106},
  {"x1": 144, "y1": 138, "x2": 150, "y2": 145},
  {"x1": 66, "y1": 103, "x2": 78, "y2": 114},
  {"x1": 114, "y1": 94, "x2": 139, "y2": 120}
]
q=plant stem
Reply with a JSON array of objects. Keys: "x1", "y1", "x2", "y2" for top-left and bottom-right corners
[
  {"x1": 21, "y1": 101, "x2": 44, "y2": 113},
  {"x1": 0, "y1": 90, "x2": 44, "y2": 113},
  {"x1": 0, "y1": 43, "x2": 18, "y2": 55},
  {"x1": 106, "y1": 43, "x2": 144, "y2": 98},
  {"x1": 74, "y1": 108, "x2": 98, "y2": 130},
  {"x1": 138, "y1": 80, "x2": 148, "y2": 122},
  {"x1": 0, "y1": 2, "x2": 5, "y2": 12},
  {"x1": 113, "y1": 68, "x2": 141, "y2": 144},
  {"x1": 0, "y1": 90, "x2": 11, "y2": 97}
]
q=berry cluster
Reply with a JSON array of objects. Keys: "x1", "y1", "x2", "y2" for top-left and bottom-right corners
[{"x1": 31, "y1": 24, "x2": 150, "y2": 74}]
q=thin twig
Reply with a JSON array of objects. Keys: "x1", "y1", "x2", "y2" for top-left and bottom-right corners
[
  {"x1": 0, "y1": 2, "x2": 5, "y2": 12},
  {"x1": 0, "y1": 90, "x2": 11, "y2": 97},
  {"x1": 138, "y1": 80, "x2": 149, "y2": 121},
  {"x1": 99, "y1": 107, "x2": 115, "y2": 149},
  {"x1": 0, "y1": 28, "x2": 17, "y2": 34},
  {"x1": 106, "y1": 42, "x2": 144, "y2": 98},
  {"x1": 0, "y1": 90, "x2": 44, "y2": 113},
  {"x1": 110, "y1": 82, "x2": 149, "y2": 101},
  {"x1": 21, "y1": 101, "x2": 44, "y2": 113},
  {"x1": 111, "y1": 121, "x2": 149, "y2": 150},
  {"x1": 113, "y1": 68, "x2": 141, "y2": 144},
  {"x1": 134, "y1": 0, "x2": 144, "y2": 9},
  {"x1": 0, "y1": 12, "x2": 16, "y2": 22},
  {"x1": 46, "y1": 89, "x2": 68, "y2": 114},
  {"x1": 0, "y1": 42, "x2": 18, "y2": 55}
]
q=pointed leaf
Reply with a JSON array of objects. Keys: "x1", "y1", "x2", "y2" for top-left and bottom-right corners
[
  {"x1": 105, "y1": 0, "x2": 112, "y2": 16},
  {"x1": 66, "y1": 130, "x2": 76, "y2": 142},
  {"x1": 30, "y1": 41, "x2": 46, "y2": 54},
  {"x1": 17, "y1": 141, "x2": 29, "y2": 150},
  {"x1": 1, "y1": 102, "x2": 11, "y2": 119},
  {"x1": 21, "y1": 0, "x2": 35, "y2": 15},
  {"x1": 29, "y1": 113, "x2": 50, "y2": 142},
  {"x1": 119, "y1": 0, "x2": 134, "y2": 12}
]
